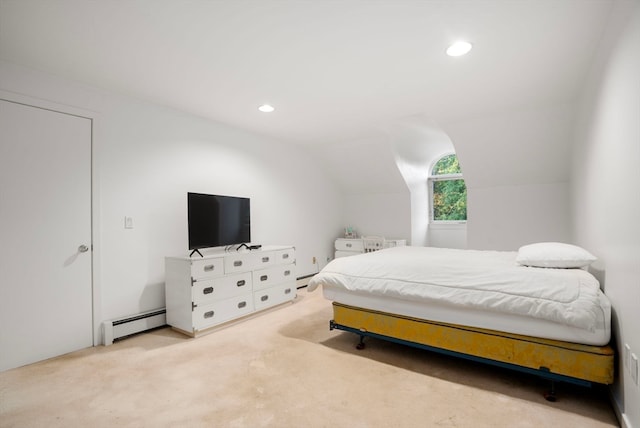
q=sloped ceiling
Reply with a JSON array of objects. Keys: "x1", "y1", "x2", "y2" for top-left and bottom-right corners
[{"x1": 0, "y1": 0, "x2": 614, "y2": 145}]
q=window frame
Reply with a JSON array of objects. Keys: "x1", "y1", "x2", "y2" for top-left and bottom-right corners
[{"x1": 428, "y1": 154, "x2": 467, "y2": 224}]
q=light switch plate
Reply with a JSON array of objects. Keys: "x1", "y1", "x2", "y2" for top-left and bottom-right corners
[
  {"x1": 631, "y1": 353, "x2": 638, "y2": 385},
  {"x1": 124, "y1": 216, "x2": 133, "y2": 229}
]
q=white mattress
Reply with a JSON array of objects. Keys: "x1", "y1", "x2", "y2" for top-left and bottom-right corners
[{"x1": 309, "y1": 246, "x2": 611, "y2": 346}]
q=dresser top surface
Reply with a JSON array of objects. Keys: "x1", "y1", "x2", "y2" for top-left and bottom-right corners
[{"x1": 167, "y1": 245, "x2": 294, "y2": 261}]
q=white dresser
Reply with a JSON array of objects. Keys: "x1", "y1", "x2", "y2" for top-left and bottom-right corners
[
  {"x1": 165, "y1": 245, "x2": 296, "y2": 337},
  {"x1": 335, "y1": 237, "x2": 406, "y2": 258}
]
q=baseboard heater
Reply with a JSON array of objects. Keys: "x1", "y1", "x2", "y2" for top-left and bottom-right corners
[
  {"x1": 296, "y1": 273, "x2": 317, "y2": 289},
  {"x1": 102, "y1": 308, "x2": 167, "y2": 346}
]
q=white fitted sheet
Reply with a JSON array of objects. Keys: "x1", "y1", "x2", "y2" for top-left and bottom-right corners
[
  {"x1": 309, "y1": 246, "x2": 611, "y2": 345},
  {"x1": 321, "y1": 285, "x2": 610, "y2": 345}
]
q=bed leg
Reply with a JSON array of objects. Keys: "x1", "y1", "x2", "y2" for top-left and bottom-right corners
[
  {"x1": 543, "y1": 381, "x2": 557, "y2": 402},
  {"x1": 356, "y1": 334, "x2": 366, "y2": 350}
]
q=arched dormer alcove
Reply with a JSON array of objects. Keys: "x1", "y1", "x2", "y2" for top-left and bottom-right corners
[{"x1": 388, "y1": 115, "x2": 467, "y2": 248}]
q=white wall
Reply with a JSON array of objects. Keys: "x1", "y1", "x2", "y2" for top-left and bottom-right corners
[
  {"x1": 343, "y1": 192, "x2": 411, "y2": 240},
  {"x1": 571, "y1": 2, "x2": 640, "y2": 427},
  {"x1": 428, "y1": 224, "x2": 468, "y2": 249},
  {"x1": 466, "y1": 182, "x2": 571, "y2": 250},
  {"x1": 0, "y1": 61, "x2": 343, "y2": 342},
  {"x1": 311, "y1": 136, "x2": 411, "y2": 243},
  {"x1": 443, "y1": 101, "x2": 576, "y2": 250}
]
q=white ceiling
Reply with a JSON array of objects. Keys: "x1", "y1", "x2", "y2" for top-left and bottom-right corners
[{"x1": 0, "y1": 0, "x2": 614, "y2": 145}]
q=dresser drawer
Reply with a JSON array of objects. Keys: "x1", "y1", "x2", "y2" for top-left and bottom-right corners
[
  {"x1": 252, "y1": 252, "x2": 276, "y2": 270},
  {"x1": 335, "y1": 239, "x2": 364, "y2": 252},
  {"x1": 193, "y1": 293, "x2": 254, "y2": 330},
  {"x1": 224, "y1": 252, "x2": 254, "y2": 273},
  {"x1": 274, "y1": 248, "x2": 295, "y2": 265},
  {"x1": 190, "y1": 257, "x2": 224, "y2": 279},
  {"x1": 253, "y1": 264, "x2": 295, "y2": 291},
  {"x1": 224, "y1": 251, "x2": 277, "y2": 273},
  {"x1": 254, "y1": 282, "x2": 296, "y2": 311},
  {"x1": 192, "y1": 272, "x2": 252, "y2": 305}
]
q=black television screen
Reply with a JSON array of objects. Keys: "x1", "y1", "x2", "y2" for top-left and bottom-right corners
[{"x1": 188, "y1": 192, "x2": 251, "y2": 250}]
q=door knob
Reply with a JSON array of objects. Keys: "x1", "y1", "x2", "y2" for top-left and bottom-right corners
[{"x1": 78, "y1": 245, "x2": 89, "y2": 253}]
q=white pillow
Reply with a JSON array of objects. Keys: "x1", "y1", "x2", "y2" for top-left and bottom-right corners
[{"x1": 516, "y1": 242, "x2": 597, "y2": 268}]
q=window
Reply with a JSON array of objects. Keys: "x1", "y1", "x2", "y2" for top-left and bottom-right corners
[{"x1": 429, "y1": 154, "x2": 467, "y2": 222}]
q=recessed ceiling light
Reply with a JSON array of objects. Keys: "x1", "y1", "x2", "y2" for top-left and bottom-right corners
[
  {"x1": 446, "y1": 41, "x2": 473, "y2": 57},
  {"x1": 258, "y1": 104, "x2": 275, "y2": 113}
]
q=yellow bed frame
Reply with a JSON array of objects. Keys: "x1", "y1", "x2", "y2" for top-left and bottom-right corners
[{"x1": 330, "y1": 302, "x2": 614, "y2": 399}]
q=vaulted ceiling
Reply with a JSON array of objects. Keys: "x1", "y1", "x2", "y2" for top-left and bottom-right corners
[{"x1": 0, "y1": 0, "x2": 614, "y2": 145}]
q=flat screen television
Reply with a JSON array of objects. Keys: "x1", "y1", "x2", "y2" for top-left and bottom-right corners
[{"x1": 188, "y1": 192, "x2": 251, "y2": 251}]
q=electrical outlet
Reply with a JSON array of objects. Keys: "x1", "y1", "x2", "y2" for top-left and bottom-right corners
[
  {"x1": 624, "y1": 344, "x2": 631, "y2": 369},
  {"x1": 631, "y1": 353, "x2": 638, "y2": 385}
]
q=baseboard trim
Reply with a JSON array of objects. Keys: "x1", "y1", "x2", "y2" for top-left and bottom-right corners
[
  {"x1": 296, "y1": 273, "x2": 316, "y2": 289},
  {"x1": 609, "y1": 386, "x2": 633, "y2": 428}
]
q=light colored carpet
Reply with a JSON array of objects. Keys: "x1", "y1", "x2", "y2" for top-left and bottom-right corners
[{"x1": 0, "y1": 289, "x2": 618, "y2": 428}]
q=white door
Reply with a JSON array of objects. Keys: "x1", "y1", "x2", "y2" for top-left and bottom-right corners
[{"x1": 0, "y1": 99, "x2": 93, "y2": 371}]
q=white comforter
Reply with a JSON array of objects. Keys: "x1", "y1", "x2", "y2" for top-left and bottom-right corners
[{"x1": 308, "y1": 246, "x2": 604, "y2": 332}]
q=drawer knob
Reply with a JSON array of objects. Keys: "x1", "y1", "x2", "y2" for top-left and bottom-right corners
[
  {"x1": 260, "y1": 295, "x2": 269, "y2": 302},
  {"x1": 204, "y1": 310, "x2": 214, "y2": 319},
  {"x1": 346, "y1": 243, "x2": 352, "y2": 248},
  {"x1": 236, "y1": 280, "x2": 246, "y2": 287},
  {"x1": 260, "y1": 275, "x2": 268, "y2": 282},
  {"x1": 204, "y1": 265, "x2": 215, "y2": 272},
  {"x1": 238, "y1": 301, "x2": 247, "y2": 309},
  {"x1": 262, "y1": 256, "x2": 270, "y2": 263},
  {"x1": 233, "y1": 260, "x2": 243, "y2": 267},
  {"x1": 203, "y1": 287, "x2": 214, "y2": 295},
  {"x1": 284, "y1": 270, "x2": 291, "y2": 276},
  {"x1": 282, "y1": 253, "x2": 289, "y2": 259},
  {"x1": 285, "y1": 288, "x2": 292, "y2": 294}
]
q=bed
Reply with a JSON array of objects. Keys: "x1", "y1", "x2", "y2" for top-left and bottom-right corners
[{"x1": 308, "y1": 244, "x2": 614, "y2": 400}]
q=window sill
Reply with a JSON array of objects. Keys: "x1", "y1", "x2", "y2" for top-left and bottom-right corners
[{"x1": 429, "y1": 222, "x2": 467, "y2": 230}]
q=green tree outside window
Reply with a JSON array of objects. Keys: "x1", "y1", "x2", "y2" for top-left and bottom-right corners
[{"x1": 431, "y1": 154, "x2": 467, "y2": 222}]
